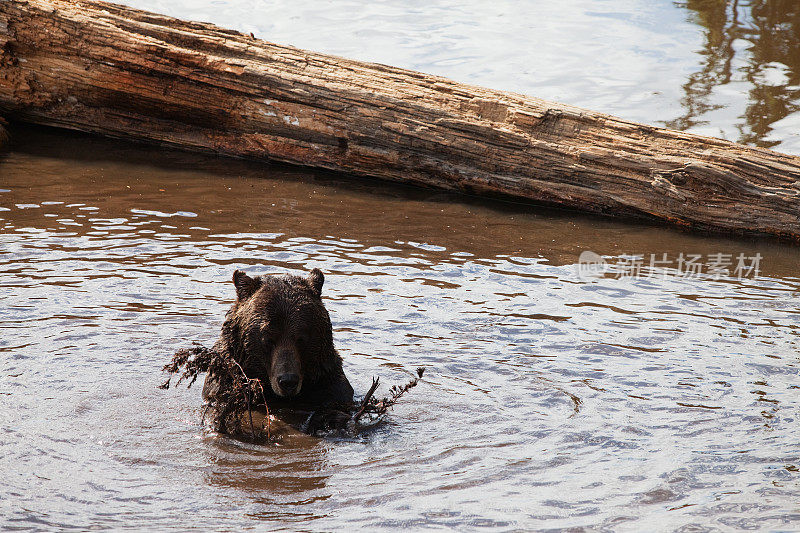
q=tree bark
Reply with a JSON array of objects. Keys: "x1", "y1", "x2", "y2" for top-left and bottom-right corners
[{"x1": 1, "y1": 0, "x2": 799, "y2": 240}]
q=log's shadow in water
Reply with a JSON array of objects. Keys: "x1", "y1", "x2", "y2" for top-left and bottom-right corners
[
  {"x1": 668, "y1": 0, "x2": 800, "y2": 148},
  {"x1": 3, "y1": 123, "x2": 796, "y2": 278}
]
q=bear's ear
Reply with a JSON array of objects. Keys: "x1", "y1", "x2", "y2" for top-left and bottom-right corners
[
  {"x1": 233, "y1": 269, "x2": 260, "y2": 301},
  {"x1": 308, "y1": 268, "x2": 324, "y2": 297}
]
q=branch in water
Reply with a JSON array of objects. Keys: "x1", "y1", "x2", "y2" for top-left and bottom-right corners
[
  {"x1": 353, "y1": 367, "x2": 425, "y2": 422},
  {"x1": 160, "y1": 343, "x2": 271, "y2": 441},
  {"x1": 161, "y1": 343, "x2": 425, "y2": 439}
]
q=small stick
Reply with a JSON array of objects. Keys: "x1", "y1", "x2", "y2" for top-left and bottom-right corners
[
  {"x1": 228, "y1": 358, "x2": 256, "y2": 440},
  {"x1": 352, "y1": 377, "x2": 380, "y2": 423},
  {"x1": 245, "y1": 385, "x2": 256, "y2": 440},
  {"x1": 253, "y1": 378, "x2": 271, "y2": 441},
  {"x1": 231, "y1": 357, "x2": 270, "y2": 441}
]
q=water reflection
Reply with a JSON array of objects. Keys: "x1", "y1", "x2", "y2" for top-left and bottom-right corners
[
  {"x1": 203, "y1": 433, "x2": 332, "y2": 524},
  {"x1": 669, "y1": 0, "x2": 800, "y2": 147}
]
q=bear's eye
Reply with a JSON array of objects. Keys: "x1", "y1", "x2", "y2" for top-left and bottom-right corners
[
  {"x1": 260, "y1": 323, "x2": 274, "y2": 345},
  {"x1": 296, "y1": 335, "x2": 307, "y2": 349}
]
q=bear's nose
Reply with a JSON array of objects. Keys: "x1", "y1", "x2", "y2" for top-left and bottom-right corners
[{"x1": 277, "y1": 373, "x2": 300, "y2": 395}]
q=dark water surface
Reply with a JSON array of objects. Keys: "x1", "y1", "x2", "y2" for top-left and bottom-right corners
[{"x1": 1, "y1": 127, "x2": 799, "y2": 531}]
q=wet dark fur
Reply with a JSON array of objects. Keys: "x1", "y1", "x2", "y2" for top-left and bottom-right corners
[{"x1": 202, "y1": 268, "x2": 354, "y2": 410}]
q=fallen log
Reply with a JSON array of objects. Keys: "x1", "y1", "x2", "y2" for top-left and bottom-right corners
[{"x1": 1, "y1": 1, "x2": 799, "y2": 240}]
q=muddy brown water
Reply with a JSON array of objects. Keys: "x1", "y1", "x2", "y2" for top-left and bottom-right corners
[{"x1": 1, "y1": 125, "x2": 799, "y2": 531}]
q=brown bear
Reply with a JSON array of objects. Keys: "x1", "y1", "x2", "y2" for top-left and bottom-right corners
[{"x1": 202, "y1": 268, "x2": 354, "y2": 415}]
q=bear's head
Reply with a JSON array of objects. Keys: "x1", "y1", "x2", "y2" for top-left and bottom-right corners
[{"x1": 219, "y1": 268, "x2": 338, "y2": 399}]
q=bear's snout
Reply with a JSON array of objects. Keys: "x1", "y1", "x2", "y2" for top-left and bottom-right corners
[
  {"x1": 277, "y1": 373, "x2": 300, "y2": 396},
  {"x1": 269, "y1": 345, "x2": 303, "y2": 398}
]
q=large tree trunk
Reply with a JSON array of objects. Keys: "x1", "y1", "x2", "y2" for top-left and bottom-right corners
[{"x1": 1, "y1": 0, "x2": 799, "y2": 240}]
